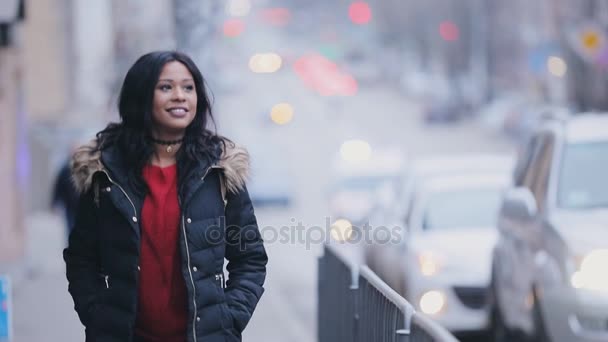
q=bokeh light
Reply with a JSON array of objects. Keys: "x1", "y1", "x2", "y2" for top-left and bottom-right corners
[
  {"x1": 330, "y1": 219, "x2": 354, "y2": 241},
  {"x1": 249, "y1": 53, "x2": 283, "y2": 73},
  {"x1": 293, "y1": 54, "x2": 358, "y2": 96},
  {"x1": 348, "y1": 1, "x2": 372, "y2": 25},
  {"x1": 547, "y1": 56, "x2": 567, "y2": 77},
  {"x1": 223, "y1": 19, "x2": 245, "y2": 38},
  {"x1": 226, "y1": 0, "x2": 251, "y2": 17},
  {"x1": 581, "y1": 30, "x2": 601, "y2": 51},
  {"x1": 439, "y1": 21, "x2": 459, "y2": 42},
  {"x1": 340, "y1": 139, "x2": 372, "y2": 162},
  {"x1": 258, "y1": 7, "x2": 291, "y2": 26},
  {"x1": 419, "y1": 291, "x2": 446, "y2": 315},
  {"x1": 270, "y1": 103, "x2": 294, "y2": 125}
]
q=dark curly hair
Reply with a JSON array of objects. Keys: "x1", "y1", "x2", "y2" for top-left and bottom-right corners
[{"x1": 95, "y1": 50, "x2": 226, "y2": 197}]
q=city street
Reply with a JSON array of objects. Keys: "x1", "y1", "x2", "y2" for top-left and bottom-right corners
[
  {"x1": 10, "y1": 81, "x2": 512, "y2": 342},
  {"x1": 7, "y1": 3, "x2": 514, "y2": 342}
]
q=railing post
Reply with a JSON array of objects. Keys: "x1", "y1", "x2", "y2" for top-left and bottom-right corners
[
  {"x1": 396, "y1": 302, "x2": 414, "y2": 342},
  {"x1": 350, "y1": 265, "x2": 360, "y2": 342},
  {"x1": 317, "y1": 253, "x2": 325, "y2": 342}
]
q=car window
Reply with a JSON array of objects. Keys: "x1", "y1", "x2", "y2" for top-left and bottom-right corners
[
  {"x1": 557, "y1": 141, "x2": 608, "y2": 209},
  {"x1": 422, "y1": 187, "x2": 504, "y2": 229}
]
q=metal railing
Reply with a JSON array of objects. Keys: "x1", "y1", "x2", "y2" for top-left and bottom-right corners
[{"x1": 318, "y1": 244, "x2": 459, "y2": 342}]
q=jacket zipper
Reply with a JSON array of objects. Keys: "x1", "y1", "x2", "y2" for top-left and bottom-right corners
[
  {"x1": 182, "y1": 215, "x2": 198, "y2": 342},
  {"x1": 215, "y1": 273, "x2": 225, "y2": 289},
  {"x1": 100, "y1": 170, "x2": 138, "y2": 221},
  {"x1": 181, "y1": 165, "x2": 215, "y2": 342},
  {"x1": 98, "y1": 170, "x2": 140, "y2": 334}
]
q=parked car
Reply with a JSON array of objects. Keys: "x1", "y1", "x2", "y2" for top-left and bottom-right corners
[
  {"x1": 328, "y1": 147, "x2": 405, "y2": 235},
  {"x1": 390, "y1": 154, "x2": 515, "y2": 223},
  {"x1": 490, "y1": 113, "x2": 608, "y2": 342},
  {"x1": 366, "y1": 172, "x2": 510, "y2": 334}
]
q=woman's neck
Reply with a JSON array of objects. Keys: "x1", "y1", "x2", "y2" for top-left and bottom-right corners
[
  {"x1": 150, "y1": 146, "x2": 179, "y2": 167},
  {"x1": 149, "y1": 131, "x2": 183, "y2": 167}
]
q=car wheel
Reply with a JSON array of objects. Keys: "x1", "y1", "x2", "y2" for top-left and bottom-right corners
[{"x1": 532, "y1": 289, "x2": 551, "y2": 342}]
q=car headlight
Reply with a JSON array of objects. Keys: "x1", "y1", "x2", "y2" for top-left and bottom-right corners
[
  {"x1": 570, "y1": 249, "x2": 608, "y2": 292},
  {"x1": 419, "y1": 290, "x2": 446, "y2": 315},
  {"x1": 418, "y1": 252, "x2": 443, "y2": 277}
]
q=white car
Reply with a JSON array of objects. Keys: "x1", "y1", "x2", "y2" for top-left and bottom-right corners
[
  {"x1": 491, "y1": 114, "x2": 608, "y2": 342},
  {"x1": 391, "y1": 154, "x2": 514, "y2": 224},
  {"x1": 328, "y1": 147, "x2": 405, "y2": 231},
  {"x1": 367, "y1": 172, "x2": 510, "y2": 334}
]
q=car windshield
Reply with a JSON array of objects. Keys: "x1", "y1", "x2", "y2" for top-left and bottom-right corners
[
  {"x1": 423, "y1": 188, "x2": 503, "y2": 229},
  {"x1": 558, "y1": 141, "x2": 608, "y2": 209}
]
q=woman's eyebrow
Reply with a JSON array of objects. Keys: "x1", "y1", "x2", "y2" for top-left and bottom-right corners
[{"x1": 157, "y1": 78, "x2": 194, "y2": 82}]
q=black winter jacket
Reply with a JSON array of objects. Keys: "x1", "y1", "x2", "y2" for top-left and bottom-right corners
[{"x1": 63, "y1": 140, "x2": 268, "y2": 342}]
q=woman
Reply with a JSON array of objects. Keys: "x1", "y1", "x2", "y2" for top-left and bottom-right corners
[{"x1": 64, "y1": 51, "x2": 267, "y2": 342}]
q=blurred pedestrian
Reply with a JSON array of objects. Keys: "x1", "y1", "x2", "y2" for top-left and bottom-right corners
[
  {"x1": 51, "y1": 157, "x2": 80, "y2": 240},
  {"x1": 63, "y1": 51, "x2": 267, "y2": 342}
]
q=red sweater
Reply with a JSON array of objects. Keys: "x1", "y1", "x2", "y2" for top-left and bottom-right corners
[{"x1": 135, "y1": 164, "x2": 187, "y2": 342}]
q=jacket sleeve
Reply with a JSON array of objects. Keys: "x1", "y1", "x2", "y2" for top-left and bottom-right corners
[
  {"x1": 224, "y1": 185, "x2": 268, "y2": 333},
  {"x1": 63, "y1": 188, "x2": 100, "y2": 327}
]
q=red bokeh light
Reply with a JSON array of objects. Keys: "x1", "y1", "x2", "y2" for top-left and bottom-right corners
[
  {"x1": 223, "y1": 19, "x2": 245, "y2": 38},
  {"x1": 259, "y1": 8, "x2": 291, "y2": 26},
  {"x1": 439, "y1": 21, "x2": 459, "y2": 42},
  {"x1": 348, "y1": 2, "x2": 372, "y2": 25},
  {"x1": 293, "y1": 54, "x2": 358, "y2": 96}
]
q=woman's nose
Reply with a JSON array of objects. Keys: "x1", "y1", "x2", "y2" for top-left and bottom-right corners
[{"x1": 172, "y1": 88, "x2": 186, "y2": 101}]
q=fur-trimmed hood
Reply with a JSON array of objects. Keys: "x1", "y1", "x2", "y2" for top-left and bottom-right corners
[{"x1": 71, "y1": 139, "x2": 250, "y2": 195}]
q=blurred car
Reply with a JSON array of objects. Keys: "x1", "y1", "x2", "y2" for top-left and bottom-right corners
[
  {"x1": 367, "y1": 172, "x2": 510, "y2": 334},
  {"x1": 246, "y1": 141, "x2": 293, "y2": 207},
  {"x1": 393, "y1": 154, "x2": 515, "y2": 221},
  {"x1": 401, "y1": 71, "x2": 469, "y2": 123},
  {"x1": 341, "y1": 47, "x2": 383, "y2": 84},
  {"x1": 490, "y1": 114, "x2": 608, "y2": 342},
  {"x1": 479, "y1": 93, "x2": 532, "y2": 134},
  {"x1": 328, "y1": 147, "x2": 405, "y2": 233}
]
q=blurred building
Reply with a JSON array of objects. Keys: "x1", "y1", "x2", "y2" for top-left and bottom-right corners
[{"x1": 0, "y1": 0, "x2": 25, "y2": 262}]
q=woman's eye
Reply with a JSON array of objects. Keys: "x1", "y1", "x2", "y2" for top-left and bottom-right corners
[
  {"x1": 159, "y1": 84, "x2": 171, "y2": 91},
  {"x1": 184, "y1": 85, "x2": 195, "y2": 92}
]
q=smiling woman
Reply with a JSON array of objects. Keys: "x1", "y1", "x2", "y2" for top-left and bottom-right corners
[{"x1": 63, "y1": 51, "x2": 268, "y2": 342}]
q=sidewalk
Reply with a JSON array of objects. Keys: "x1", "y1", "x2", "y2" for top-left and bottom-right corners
[{"x1": 0, "y1": 211, "x2": 83, "y2": 342}]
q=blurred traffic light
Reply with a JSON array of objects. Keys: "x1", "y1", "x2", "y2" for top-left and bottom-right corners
[
  {"x1": 348, "y1": 1, "x2": 372, "y2": 25},
  {"x1": 258, "y1": 7, "x2": 291, "y2": 26},
  {"x1": 581, "y1": 30, "x2": 601, "y2": 51},
  {"x1": 439, "y1": 21, "x2": 459, "y2": 42},
  {"x1": 223, "y1": 19, "x2": 245, "y2": 38}
]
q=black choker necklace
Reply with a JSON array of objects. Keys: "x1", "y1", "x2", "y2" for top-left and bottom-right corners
[{"x1": 148, "y1": 137, "x2": 184, "y2": 153}]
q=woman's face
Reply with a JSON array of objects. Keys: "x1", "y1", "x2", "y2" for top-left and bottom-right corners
[{"x1": 151, "y1": 61, "x2": 197, "y2": 137}]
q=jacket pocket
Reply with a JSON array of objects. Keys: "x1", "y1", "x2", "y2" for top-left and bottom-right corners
[{"x1": 88, "y1": 273, "x2": 110, "y2": 328}]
